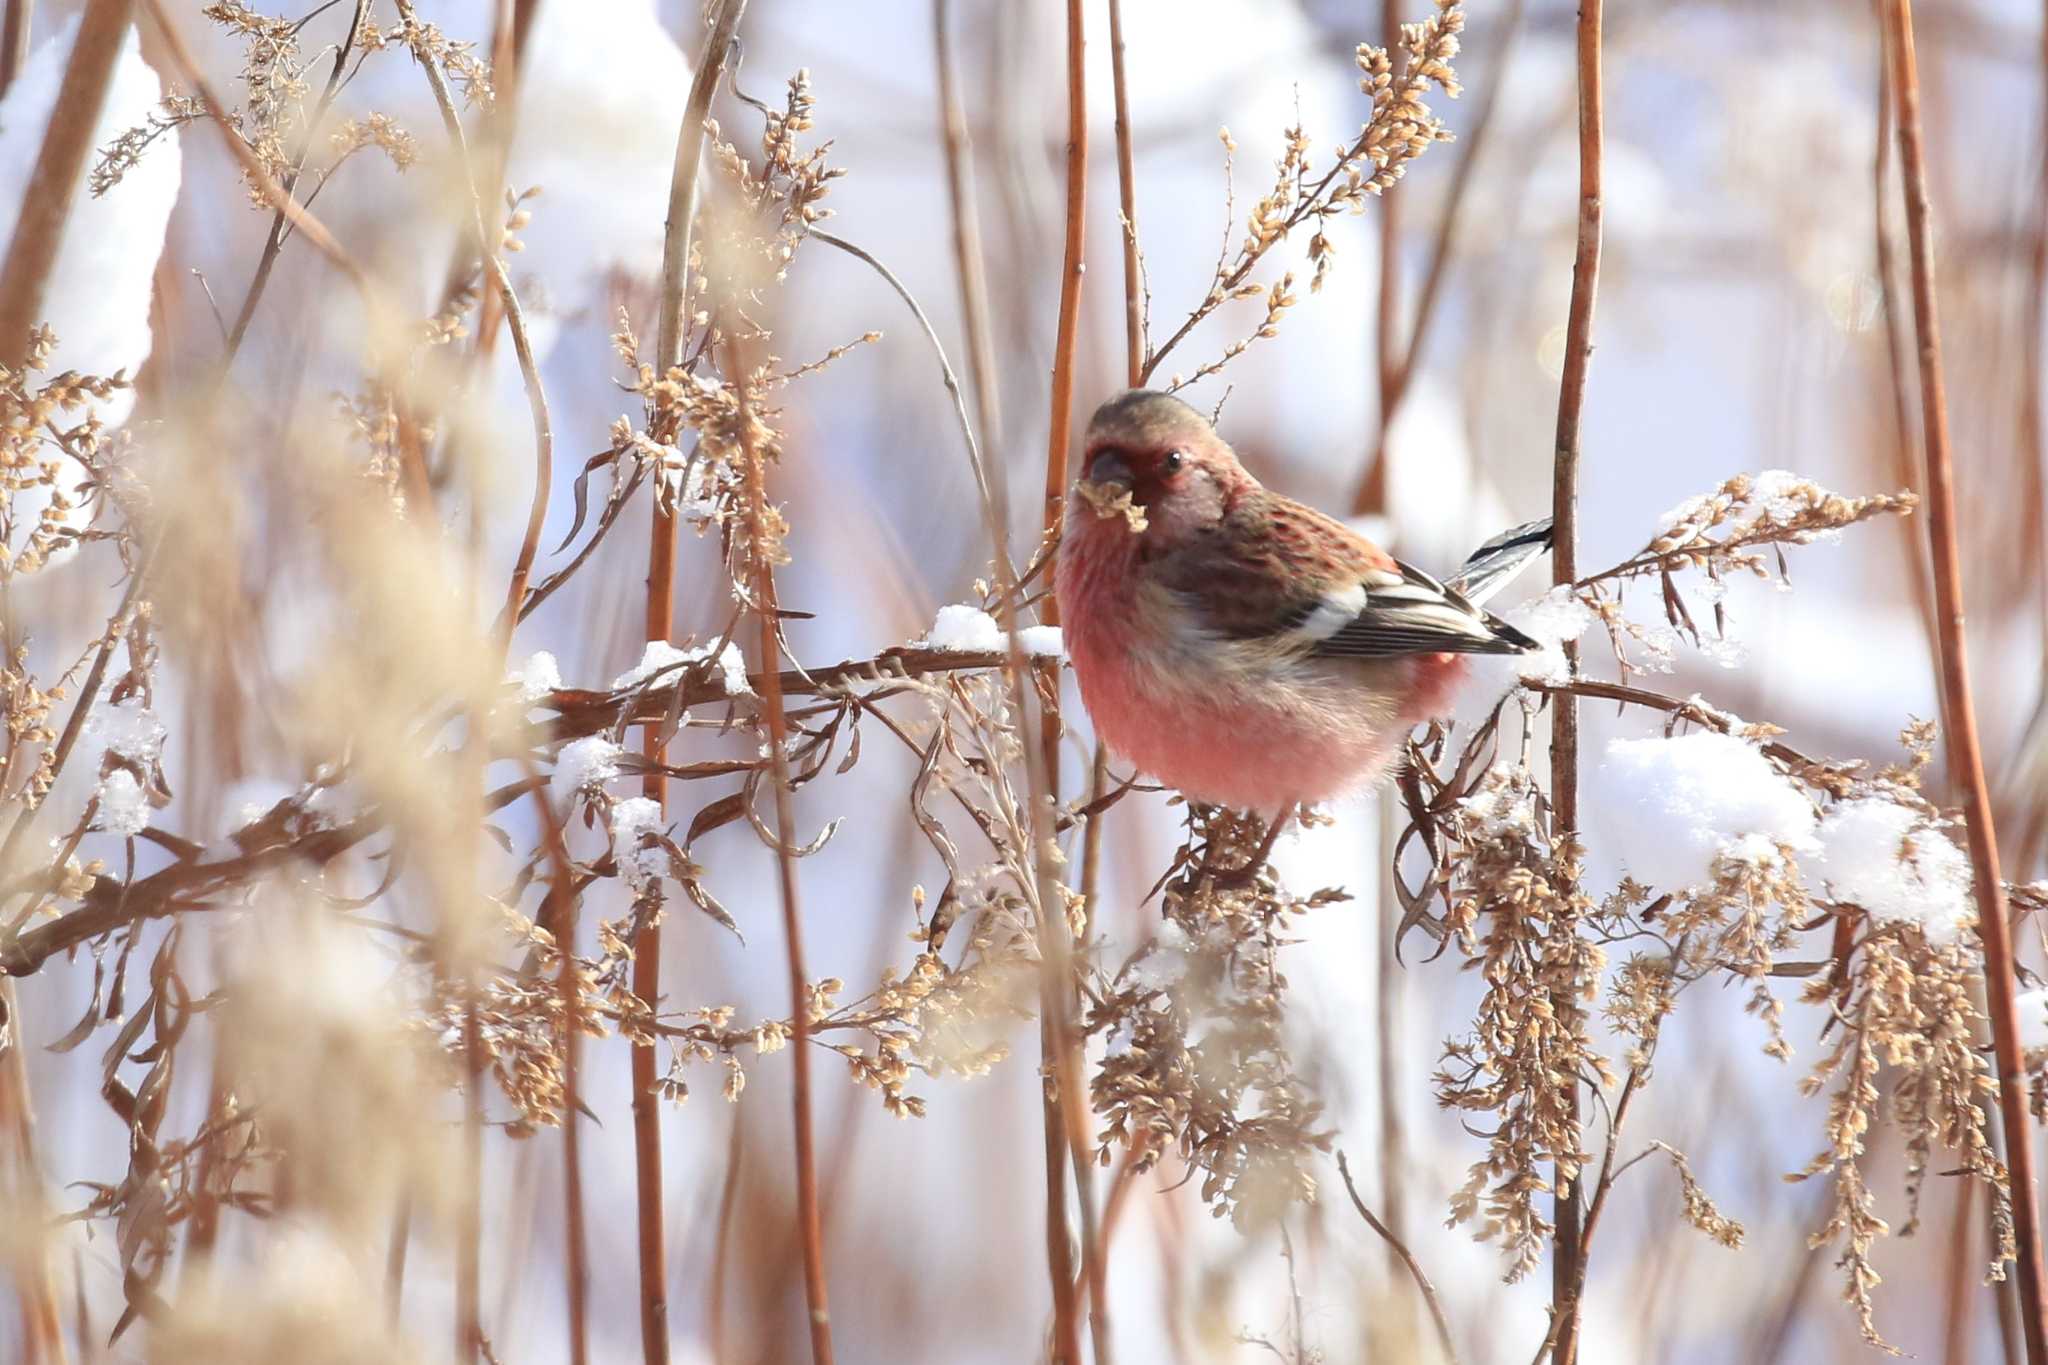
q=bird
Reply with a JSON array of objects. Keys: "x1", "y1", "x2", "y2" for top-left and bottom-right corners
[{"x1": 1054, "y1": 388, "x2": 1550, "y2": 851}]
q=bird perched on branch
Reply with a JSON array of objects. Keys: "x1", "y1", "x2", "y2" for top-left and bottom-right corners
[{"x1": 1055, "y1": 388, "x2": 1549, "y2": 826}]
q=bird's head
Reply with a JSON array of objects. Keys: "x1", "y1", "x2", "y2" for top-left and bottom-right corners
[{"x1": 1070, "y1": 390, "x2": 1251, "y2": 545}]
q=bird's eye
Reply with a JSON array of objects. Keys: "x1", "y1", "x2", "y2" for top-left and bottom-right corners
[{"x1": 1162, "y1": 451, "x2": 1185, "y2": 476}]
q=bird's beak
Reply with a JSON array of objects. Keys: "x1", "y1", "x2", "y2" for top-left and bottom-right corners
[{"x1": 1081, "y1": 449, "x2": 1133, "y2": 490}]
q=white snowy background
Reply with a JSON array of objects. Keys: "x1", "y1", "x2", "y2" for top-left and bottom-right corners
[{"x1": 5, "y1": 0, "x2": 2048, "y2": 1361}]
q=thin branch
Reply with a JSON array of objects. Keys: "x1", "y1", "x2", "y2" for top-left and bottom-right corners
[
  {"x1": 1547, "y1": 1, "x2": 1602, "y2": 1361},
  {"x1": 517, "y1": 758, "x2": 588, "y2": 1365},
  {"x1": 0, "y1": 0, "x2": 130, "y2": 367},
  {"x1": 221, "y1": 0, "x2": 369, "y2": 361},
  {"x1": 1337, "y1": 1151, "x2": 1462, "y2": 1365},
  {"x1": 635, "y1": 10, "x2": 747, "y2": 1360},
  {"x1": 809, "y1": 229, "x2": 1007, "y2": 584},
  {"x1": 1886, "y1": 2, "x2": 2048, "y2": 1359},
  {"x1": 391, "y1": 0, "x2": 553, "y2": 654},
  {"x1": 1353, "y1": 0, "x2": 1527, "y2": 515},
  {"x1": 730, "y1": 341, "x2": 834, "y2": 1364},
  {"x1": 931, "y1": 0, "x2": 1012, "y2": 556},
  {"x1": 1031, "y1": 5, "x2": 1090, "y2": 1363},
  {"x1": 138, "y1": 0, "x2": 367, "y2": 296},
  {"x1": 655, "y1": 0, "x2": 748, "y2": 372},
  {"x1": 0, "y1": 0, "x2": 30, "y2": 100}
]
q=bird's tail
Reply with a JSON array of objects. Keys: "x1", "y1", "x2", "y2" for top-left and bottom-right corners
[{"x1": 1445, "y1": 517, "x2": 1554, "y2": 606}]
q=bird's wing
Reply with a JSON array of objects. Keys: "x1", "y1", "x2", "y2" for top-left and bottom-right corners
[
  {"x1": 1298, "y1": 560, "x2": 1536, "y2": 658},
  {"x1": 1156, "y1": 496, "x2": 1536, "y2": 658}
]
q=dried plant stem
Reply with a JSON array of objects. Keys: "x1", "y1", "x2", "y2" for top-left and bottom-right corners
[
  {"x1": 730, "y1": 343, "x2": 835, "y2": 1365},
  {"x1": 1357, "y1": 0, "x2": 1404, "y2": 519},
  {"x1": 1339, "y1": 1151, "x2": 1460, "y2": 1365},
  {"x1": 1108, "y1": 0, "x2": 1143, "y2": 385},
  {"x1": 632, "y1": 547, "x2": 675, "y2": 1365},
  {"x1": 1, "y1": 981, "x2": 65, "y2": 1365},
  {"x1": 1885, "y1": 3, "x2": 2048, "y2": 1359},
  {"x1": 932, "y1": 0, "x2": 1009, "y2": 510},
  {"x1": 519, "y1": 763, "x2": 589, "y2": 1365},
  {"x1": 1547, "y1": 2, "x2": 1602, "y2": 1362},
  {"x1": 1870, "y1": 4, "x2": 1938, "y2": 648},
  {"x1": 1030, "y1": 5, "x2": 1090, "y2": 1363},
  {"x1": 1353, "y1": 0, "x2": 1526, "y2": 516},
  {"x1": 632, "y1": 11, "x2": 750, "y2": 1361},
  {"x1": 809, "y1": 230, "x2": 1007, "y2": 583},
  {"x1": 393, "y1": 0, "x2": 553, "y2": 650},
  {"x1": 222, "y1": 0, "x2": 369, "y2": 362},
  {"x1": 655, "y1": 0, "x2": 748, "y2": 371},
  {"x1": 0, "y1": 0, "x2": 129, "y2": 367},
  {"x1": 138, "y1": 0, "x2": 365, "y2": 295},
  {"x1": 0, "y1": 0, "x2": 29, "y2": 99}
]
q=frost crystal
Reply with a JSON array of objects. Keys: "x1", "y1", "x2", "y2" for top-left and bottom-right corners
[
  {"x1": 87, "y1": 698, "x2": 165, "y2": 763},
  {"x1": 1127, "y1": 920, "x2": 1192, "y2": 992},
  {"x1": 1594, "y1": 732, "x2": 1818, "y2": 892},
  {"x1": 97, "y1": 769, "x2": 148, "y2": 836},
  {"x1": 553, "y1": 737, "x2": 622, "y2": 803},
  {"x1": 608, "y1": 796, "x2": 668, "y2": 893},
  {"x1": 612, "y1": 638, "x2": 751, "y2": 696},
  {"x1": 1814, "y1": 797, "x2": 1976, "y2": 944},
  {"x1": 508, "y1": 650, "x2": 561, "y2": 703}
]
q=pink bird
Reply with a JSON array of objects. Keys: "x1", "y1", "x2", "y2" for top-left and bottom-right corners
[{"x1": 1055, "y1": 389, "x2": 1548, "y2": 837}]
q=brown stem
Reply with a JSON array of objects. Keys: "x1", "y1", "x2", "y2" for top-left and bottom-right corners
[
  {"x1": 394, "y1": 0, "x2": 552, "y2": 650},
  {"x1": 0, "y1": 0, "x2": 130, "y2": 367},
  {"x1": 1547, "y1": 2, "x2": 1602, "y2": 1362},
  {"x1": 655, "y1": 0, "x2": 748, "y2": 372},
  {"x1": 1108, "y1": 0, "x2": 1144, "y2": 387},
  {"x1": 932, "y1": 0, "x2": 1010, "y2": 533},
  {"x1": 632, "y1": 11, "x2": 747, "y2": 1362},
  {"x1": 0, "y1": 980, "x2": 65, "y2": 1365},
  {"x1": 518, "y1": 761, "x2": 588, "y2": 1365},
  {"x1": 1338, "y1": 1151, "x2": 1461, "y2": 1365},
  {"x1": 138, "y1": 0, "x2": 365, "y2": 293},
  {"x1": 1353, "y1": 0, "x2": 1526, "y2": 516},
  {"x1": 1031, "y1": 6, "x2": 1089, "y2": 1363},
  {"x1": 0, "y1": 0, "x2": 29, "y2": 99},
  {"x1": 1886, "y1": 2, "x2": 2048, "y2": 1359},
  {"x1": 730, "y1": 344, "x2": 834, "y2": 1363},
  {"x1": 1870, "y1": 0, "x2": 1939, "y2": 651},
  {"x1": 222, "y1": 0, "x2": 369, "y2": 362},
  {"x1": 1356, "y1": 0, "x2": 1404, "y2": 520}
]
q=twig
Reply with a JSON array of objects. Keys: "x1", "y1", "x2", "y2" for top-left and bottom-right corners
[
  {"x1": 517, "y1": 759, "x2": 588, "y2": 1365},
  {"x1": 1869, "y1": 3, "x2": 1938, "y2": 646},
  {"x1": 0, "y1": 0, "x2": 130, "y2": 367},
  {"x1": 138, "y1": 0, "x2": 367, "y2": 296},
  {"x1": 1108, "y1": 0, "x2": 1144, "y2": 384},
  {"x1": 1546, "y1": 2, "x2": 1602, "y2": 1361},
  {"x1": 931, "y1": 0, "x2": 1011, "y2": 545},
  {"x1": 1885, "y1": 2, "x2": 2048, "y2": 1358},
  {"x1": 391, "y1": 0, "x2": 553, "y2": 654},
  {"x1": 1353, "y1": 0, "x2": 1526, "y2": 515},
  {"x1": 221, "y1": 0, "x2": 369, "y2": 361},
  {"x1": 1029, "y1": 5, "x2": 1091, "y2": 1363},
  {"x1": 655, "y1": 0, "x2": 748, "y2": 372},
  {"x1": 1337, "y1": 1151, "x2": 1462, "y2": 1365},
  {"x1": 635, "y1": 10, "x2": 748, "y2": 1360},
  {"x1": 809, "y1": 229, "x2": 1007, "y2": 584},
  {"x1": 0, "y1": 0, "x2": 29, "y2": 100},
  {"x1": 730, "y1": 341, "x2": 834, "y2": 1364}
]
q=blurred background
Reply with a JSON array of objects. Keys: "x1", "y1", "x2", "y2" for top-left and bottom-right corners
[{"x1": 3, "y1": 0, "x2": 2046, "y2": 1361}]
